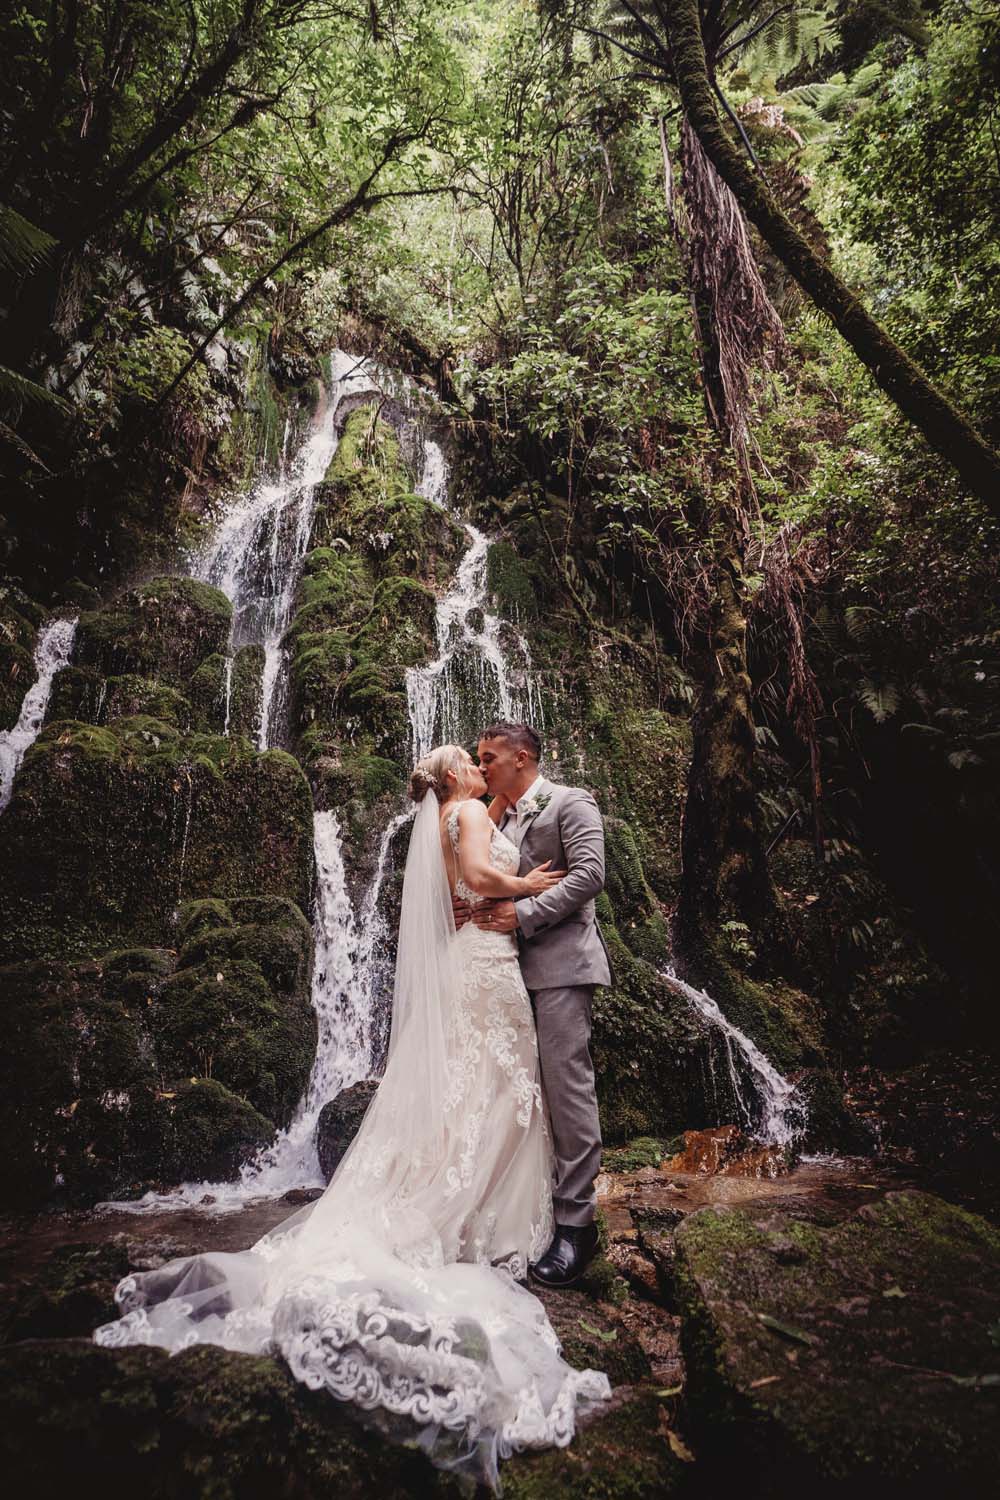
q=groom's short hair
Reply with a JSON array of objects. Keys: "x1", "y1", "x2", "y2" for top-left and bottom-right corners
[{"x1": 481, "y1": 721, "x2": 541, "y2": 762}]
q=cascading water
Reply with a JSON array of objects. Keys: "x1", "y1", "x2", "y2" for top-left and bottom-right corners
[
  {"x1": 662, "y1": 965, "x2": 806, "y2": 1147},
  {"x1": 190, "y1": 349, "x2": 382, "y2": 747},
  {"x1": 405, "y1": 516, "x2": 544, "y2": 758},
  {"x1": 0, "y1": 615, "x2": 78, "y2": 813}
]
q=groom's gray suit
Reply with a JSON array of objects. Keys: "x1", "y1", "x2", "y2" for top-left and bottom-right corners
[{"x1": 502, "y1": 777, "x2": 613, "y2": 1227}]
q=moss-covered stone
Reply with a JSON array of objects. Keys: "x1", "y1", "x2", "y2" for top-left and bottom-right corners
[
  {"x1": 153, "y1": 1077, "x2": 274, "y2": 1184},
  {"x1": 0, "y1": 719, "x2": 314, "y2": 964},
  {"x1": 73, "y1": 575, "x2": 231, "y2": 693},
  {"x1": 289, "y1": 404, "x2": 464, "y2": 798},
  {"x1": 0, "y1": 925, "x2": 304, "y2": 1205},
  {"x1": 156, "y1": 954, "x2": 313, "y2": 1126},
  {"x1": 0, "y1": 1334, "x2": 683, "y2": 1498},
  {"x1": 0, "y1": 1241, "x2": 132, "y2": 1343},
  {"x1": 674, "y1": 1189, "x2": 1000, "y2": 1493},
  {"x1": 592, "y1": 931, "x2": 735, "y2": 1144}
]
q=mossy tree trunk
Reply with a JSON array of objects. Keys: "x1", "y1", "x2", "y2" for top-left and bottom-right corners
[
  {"x1": 662, "y1": 0, "x2": 1000, "y2": 516},
  {"x1": 674, "y1": 290, "x2": 774, "y2": 952}
]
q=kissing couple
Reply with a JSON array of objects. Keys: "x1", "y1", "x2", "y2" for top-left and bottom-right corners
[{"x1": 95, "y1": 721, "x2": 615, "y2": 1487}]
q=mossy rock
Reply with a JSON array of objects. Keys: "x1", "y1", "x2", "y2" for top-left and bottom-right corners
[
  {"x1": 0, "y1": 721, "x2": 314, "y2": 964},
  {"x1": 0, "y1": 1241, "x2": 132, "y2": 1343},
  {"x1": 47, "y1": 669, "x2": 195, "y2": 730},
  {"x1": 486, "y1": 537, "x2": 541, "y2": 620},
  {"x1": 674, "y1": 1189, "x2": 1000, "y2": 1494},
  {"x1": 74, "y1": 576, "x2": 231, "y2": 693},
  {"x1": 503, "y1": 1387, "x2": 689, "y2": 1499},
  {"x1": 152, "y1": 1077, "x2": 275, "y2": 1185},
  {"x1": 0, "y1": 957, "x2": 161, "y2": 1204},
  {"x1": 0, "y1": 1331, "x2": 683, "y2": 1498},
  {"x1": 591, "y1": 916, "x2": 745, "y2": 1144},
  {"x1": 155, "y1": 953, "x2": 314, "y2": 1126}
]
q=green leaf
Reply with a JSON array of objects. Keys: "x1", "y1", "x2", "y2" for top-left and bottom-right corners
[
  {"x1": 757, "y1": 1313, "x2": 818, "y2": 1346},
  {"x1": 577, "y1": 1319, "x2": 618, "y2": 1343}
]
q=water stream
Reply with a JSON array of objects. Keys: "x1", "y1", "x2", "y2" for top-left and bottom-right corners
[
  {"x1": 0, "y1": 615, "x2": 78, "y2": 813},
  {"x1": 190, "y1": 350, "x2": 381, "y2": 747},
  {"x1": 662, "y1": 965, "x2": 806, "y2": 1147}
]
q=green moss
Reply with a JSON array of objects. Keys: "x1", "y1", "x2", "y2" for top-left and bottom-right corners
[
  {"x1": 602, "y1": 1136, "x2": 668, "y2": 1173},
  {"x1": 0, "y1": 720, "x2": 314, "y2": 965},
  {"x1": 74, "y1": 576, "x2": 231, "y2": 693},
  {"x1": 674, "y1": 1191, "x2": 1000, "y2": 1488},
  {"x1": 486, "y1": 537, "x2": 540, "y2": 619},
  {"x1": 504, "y1": 1387, "x2": 687, "y2": 1499},
  {"x1": 153, "y1": 1077, "x2": 274, "y2": 1184}
]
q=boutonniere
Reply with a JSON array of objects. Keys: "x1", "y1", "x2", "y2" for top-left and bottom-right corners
[{"x1": 522, "y1": 792, "x2": 552, "y2": 816}]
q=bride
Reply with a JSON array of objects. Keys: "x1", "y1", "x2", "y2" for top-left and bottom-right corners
[{"x1": 93, "y1": 742, "x2": 612, "y2": 1487}]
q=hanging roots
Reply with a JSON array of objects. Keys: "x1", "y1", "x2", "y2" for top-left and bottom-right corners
[{"x1": 680, "y1": 117, "x2": 787, "y2": 453}]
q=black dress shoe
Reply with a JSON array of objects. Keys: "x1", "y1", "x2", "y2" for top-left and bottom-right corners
[{"x1": 529, "y1": 1222, "x2": 600, "y2": 1288}]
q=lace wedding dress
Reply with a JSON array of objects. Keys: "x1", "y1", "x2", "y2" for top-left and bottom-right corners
[{"x1": 93, "y1": 795, "x2": 611, "y2": 1487}]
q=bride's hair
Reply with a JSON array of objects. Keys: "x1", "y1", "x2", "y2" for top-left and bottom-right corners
[{"x1": 409, "y1": 743, "x2": 470, "y2": 804}]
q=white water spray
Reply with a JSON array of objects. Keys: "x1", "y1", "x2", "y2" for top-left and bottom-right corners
[
  {"x1": 662, "y1": 965, "x2": 805, "y2": 1147},
  {"x1": 0, "y1": 616, "x2": 78, "y2": 812},
  {"x1": 406, "y1": 448, "x2": 544, "y2": 758},
  {"x1": 191, "y1": 350, "x2": 382, "y2": 746}
]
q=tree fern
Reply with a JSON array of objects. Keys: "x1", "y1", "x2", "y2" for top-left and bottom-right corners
[
  {"x1": 0, "y1": 203, "x2": 70, "y2": 423},
  {"x1": 0, "y1": 203, "x2": 56, "y2": 276}
]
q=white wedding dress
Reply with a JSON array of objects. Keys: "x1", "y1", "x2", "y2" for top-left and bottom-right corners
[{"x1": 93, "y1": 795, "x2": 611, "y2": 1487}]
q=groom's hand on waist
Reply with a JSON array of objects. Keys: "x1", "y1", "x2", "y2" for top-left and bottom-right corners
[
  {"x1": 451, "y1": 894, "x2": 472, "y2": 929},
  {"x1": 470, "y1": 899, "x2": 518, "y2": 933}
]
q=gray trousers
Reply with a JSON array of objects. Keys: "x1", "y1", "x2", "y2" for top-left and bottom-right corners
[{"x1": 529, "y1": 985, "x2": 602, "y2": 1227}]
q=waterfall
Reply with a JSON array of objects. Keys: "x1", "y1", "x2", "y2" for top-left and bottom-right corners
[
  {"x1": 97, "y1": 374, "x2": 544, "y2": 1214},
  {"x1": 190, "y1": 350, "x2": 381, "y2": 746},
  {"x1": 0, "y1": 616, "x2": 78, "y2": 812},
  {"x1": 662, "y1": 965, "x2": 806, "y2": 1147},
  {"x1": 405, "y1": 451, "x2": 544, "y2": 758}
]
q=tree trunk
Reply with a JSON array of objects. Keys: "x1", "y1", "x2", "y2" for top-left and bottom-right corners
[{"x1": 663, "y1": 0, "x2": 1000, "y2": 516}]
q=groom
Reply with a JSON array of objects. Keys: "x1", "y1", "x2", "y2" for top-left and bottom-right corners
[{"x1": 453, "y1": 720, "x2": 612, "y2": 1287}]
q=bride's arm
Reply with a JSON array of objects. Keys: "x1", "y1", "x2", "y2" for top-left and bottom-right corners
[
  {"x1": 487, "y1": 793, "x2": 510, "y2": 827},
  {"x1": 456, "y1": 800, "x2": 564, "y2": 898}
]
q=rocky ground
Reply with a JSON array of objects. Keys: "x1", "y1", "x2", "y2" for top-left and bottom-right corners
[{"x1": 1, "y1": 1131, "x2": 997, "y2": 1498}]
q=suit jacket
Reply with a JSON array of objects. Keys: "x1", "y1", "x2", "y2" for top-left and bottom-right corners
[{"x1": 502, "y1": 778, "x2": 614, "y2": 991}]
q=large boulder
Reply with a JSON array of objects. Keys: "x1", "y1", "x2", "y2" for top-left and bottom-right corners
[
  {"x1": 0, "y1": 721, "x2": 314, "y2": 964},
  {"x1": 317, "y1": 1079, "x2": 379, "y2": 1180},
  {"x1": 0, "y1": 895, "x2": 314, "y2": 1206},
  {"x1": 673, "y1": 1188, "x2": 1000, "y2": 1495}
]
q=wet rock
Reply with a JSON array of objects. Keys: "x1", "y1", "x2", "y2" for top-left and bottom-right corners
[
  {"x1": 0, "y1": 1240, "x2": 130, "y2": 1343},
  {"x1": 0, "y1": 896, "x2": 313, "y2": 1205},
  {"x1": 674, "y1": 1188, "x2": 1000, "y2": 1494},
  {"x1": 73, "y1": 576, "x2": 231, "y2": 695},
  {"x1": 317, "y1": 1080, "x2": 380, "y2": 1180},
  {"x1": 0, "y1": 1333, "x2": 686, "y2": 1499},
  {"x1": 0, "y1": 722, "x2": 314, "y2": 964},
  {"x1": 282, "y1": 1187, "x2": 323, "y2": 1204},
  {"x1": 664, "y1": 1126, "x2": 790, "y2": 1179}
]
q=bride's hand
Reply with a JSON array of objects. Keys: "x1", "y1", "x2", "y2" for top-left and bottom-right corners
[{"x1": 520, "y1": 860, "x2": 566, "y2": 896}]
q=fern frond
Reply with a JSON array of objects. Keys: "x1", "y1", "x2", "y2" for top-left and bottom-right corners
[
  {"x1": 0, "y1": 364, "x2": 72, "y2": 419},
  {"x1": 858, "y1": 679, "x2": 901, "y2": 722},
  {"x1": 0, "y1": 203, "x2": 56, "y2": 276}
]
